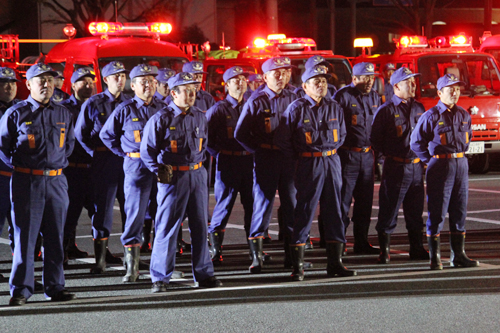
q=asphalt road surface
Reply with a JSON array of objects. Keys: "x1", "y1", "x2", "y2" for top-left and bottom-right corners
[{"x1": 1, "y1": 171, "x2": 500, "y2": 332}]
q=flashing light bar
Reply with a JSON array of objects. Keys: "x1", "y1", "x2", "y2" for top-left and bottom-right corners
[
  {"x1": 253, "y1": 37, "x2": 268, "y2": 48},
  {"x1": 396, "y1": 35, "x2": 428, "y2": 49},
  {"x1": 88, "y1": 22, "x2": 172, "y2": 37},
  {"x1": 251, "y1": 34, "x2": 316, "y2": 50},
  {"x1": 428, "y1": 36, "x2": 447, "y2": 48},
  {"x1": 353, "y1": 38, "x2": 373, "y2": 48},
  {"x1": 449, "y1": 34, "x2": 472, "y2": 47}
]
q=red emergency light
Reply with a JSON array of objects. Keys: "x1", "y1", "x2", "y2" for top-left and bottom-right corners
[
  {"x1": 251, "y1": 34, "x2": 316, "y2": 51},
  {"x1": 396, "y1": 35, "x2": 428, "y2": 49},
  {"x1": 88, "y1": 21, "x2": 172, "y2": 37},
  {"x1": 449, "y1": 34, "x2": 472, "y2": 47},
  {"x1": 428, "y1": 36, "x2": 447, "y2": 48},
  {"x1": 88, "y1": 22, "x2": 123, "y2": 36}
]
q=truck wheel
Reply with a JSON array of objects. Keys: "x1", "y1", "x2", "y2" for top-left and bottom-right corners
[{"x1": 468, "y1": 154, "x2": 489, "y2": 174}]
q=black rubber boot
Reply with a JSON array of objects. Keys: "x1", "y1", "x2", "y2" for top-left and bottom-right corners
[
  {"x1": 326, "y1": 242, "x2": 357, "y2": 277},
  {"x1": 291, "y1": 245, "x2": 305, "y2": 281},
  {"x1": 209, "y1": 231, "x2": 224, "y2": 263},
  {"x1": 284, "y1": 236, "x2": 313, "y2": 269},
  {"x1": 408, "y1": 229, "x2": 429, "y2": 260},
  {"x1": 263, "y1": 228, "x2": 272, "y2": 244},
  {"x1": 248, "y1": 238, "x2": 263, "y2": 274},
  {"x1": 105, "y1": 248, "x2": 123, "y2": 265},
  {"x1": 449, "y1": 233, "x2": 479, "y2": 268},
  {"x1": 34, "y1": 234, "x2": 43, "y2": 261},
  {"x1": 67, "y1": 236, "x2": 88, "y2": 259},
  {"x1": 123, "y1": 246, "x2": 140, "y2": 283},
  {"x1": 353, "y1": 222, "x2": 379, "y2": 254},
  {"x1": 427, "y1": 235, "x2": 443, "y2": 270},
  {"x1": 91, "y1": 238, "x2": 107, "y2": 274},
  {"x1": 305, "y1": 234, "x2": 314, "y2": 250},
  {"x1": 141, "y1": 219, "x2": 153, "y2": 253},
  {"x1": 377, "y1": 232, "x2": 390, "y2": 264},
  {"x1": 318, "y1": 214, "x2": 326, "y2": 248}
]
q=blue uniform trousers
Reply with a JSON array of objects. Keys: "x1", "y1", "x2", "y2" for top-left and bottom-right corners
[
  {"x1": 150, "y1": 167, "x2": 214, "y2": 283},
  {"x1": 64, "y1": 167, "x2": 94, "y2": 239},
  {"x1": 339, "y1": 149, "x2": 374, "y2": 229},
  {"x1": 426, "y1": 157, "x2": 468, "y2": 236},
  {"x1": 249, "y1": 150, "x2": 296, "y2": 238},
  {"x1": 293, "y1": 155, "x2": 345, "y2": 244},
  {"x1": 9, "y1": 172, "x2": 69, "y2": 299},
  {"x1": 0, "y1": 172, "x2": 11, "y2": 236},
  {"x1": 209, "y1": 154, "x2": 253, "y2": 233},
  {"x1": 91, "y1": 151, "x2": 125, "y2": 239},
  {"x1": 121, "y1": 157, "x2": 157, "y2": 245},
  {"x1": 375, "y1": 159, "x2": 424, "y2": 234}
]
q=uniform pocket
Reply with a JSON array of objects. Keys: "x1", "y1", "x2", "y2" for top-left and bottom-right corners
[
  {"x1": 437, "y1": 126, "x2": 452, "y2": 145},
  {"x1": 327, "y1": 120, "x2": 340, "y2": 142}
]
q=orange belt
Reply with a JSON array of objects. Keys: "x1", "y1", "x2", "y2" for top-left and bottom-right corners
[
  {"x1": 171, "y1": 162, "x2": 202, "y2": 171},
  {"x1": 14, "y1": 167, "x2": 62, "y2": 176},
  {"x1": 67, "y1": 162, "x2": 91, "y2": 169},
  {"x1": 433, "y1": 152, "x2": 465, "y2": 159},
  {"x1": 340, "y1": 146, "x2": 371, "y2": 153},
  {"x1": 301, "y1": 149, "x2": 337, "y2": 158},
  {"x1": 126, "y1": 152, "x2": 141, "y2": 158},
  {"x1": 95, "y1": 147, "x2": 110, "y2": 152},
  {"x1": 220, "y1": 150, "x2": 251, "y2": 156},
  {"x1": 260, "y1": 144, "x2": 280, "y2": 150},
  {"x1": 0, "y1": 171, "x2": 12, "y2": 177},
  {"x1": 387, "y1": 156, "x2": 421, "y2": 164}
]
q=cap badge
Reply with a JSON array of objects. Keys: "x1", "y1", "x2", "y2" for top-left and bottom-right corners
[{"x1": 193, "y1": 62, "x2": 203, "y2": 71}]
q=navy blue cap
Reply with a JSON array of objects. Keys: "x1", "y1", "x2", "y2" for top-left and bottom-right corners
[
  {"x1": 71, "y1": 67, "x2": 95, "y2": 84},
  {"x1": 390, "y1": 67, "x2": 420, "y2": 86},
  {"x1": 383, "y1": 63, "x2": 396, "y2": 72},
  {"x1": 0, "y1": 67, "x2": 20, "y2": 82},
  {"x1": 248, "y1": 74, "x2": 263, "y2": 82},
  {"x1": 437, "y1": 73, "x2": 465, "y2": 91},
  {"x1": 262, "y1": 57, "x2": 292, "y2": 74},
  {"x1": 305, "y1": 55, "x2": 329, "y2": 69},
  {"x1": 101, "y1": 61, "x2": 128, "y2": 78},
  {"x1": 129, "y1": 64, "x2": 158, "y2": 80},
  {"x1": 168, "y1": 72, "x2": 200, "y2": 90},
  {"x1": 55, "y1": 71, "x2": 64, "y2": 79},
  {"x1": 223, "y1": 66, "x2": 250, "y2": 83},
  {"x1": 156, "y1": 68, "x2": 176, "y2": 84},
  {"x1": 182, "y1": 61, "x2": 207, "y2": 74},
  {"x1": 301, "y1": 65, "x2": 331, "y2": 83},
  {"x1": 26, "y1": 63, "x2": 58, "y2": 81},
  {"x1": 352, "y1": 62, "x2": 378, "y2": 76}
]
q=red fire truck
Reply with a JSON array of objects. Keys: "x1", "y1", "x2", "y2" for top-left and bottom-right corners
[{"x1": 353, "y1": 34, "x2": 500, "y2": 174}]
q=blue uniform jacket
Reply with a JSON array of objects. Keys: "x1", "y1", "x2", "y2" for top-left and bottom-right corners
[
  {"x1": 234, "y1": 85, "x2": 297, "y2": 154},
  {"x1": 100, "y1": 95, "x2": 167, "y2": 157},
  {"x1": 274, "y1": 95, "x2": 346, "y2": 158},
  {"x1": 59, "y1": 95, "x2": 93, "y2": 164},
  {"x1": 0, "y1": 95, "x2": 75, "y2": 169},
  {"x1": 75, "y1": 89, "x2": 131, "y2": 157},
  {"x1": 371, "y1": 94, "x2": 425, "y2": 158},
  {"x1": 410, "y1": 100, "x2": 472, "y2": 163},
  {"x1": 0, "y1": 99, "x2": 21, "y2": 172},
  {"x1": 206, "y1": 95, "x2": 246, "y2": 156},
  {"x1": 333, "y1": 82, "x2": 381, "y2": 148},
  {"x1": 384, "y1": 82, "x2": 394, "y2": 102},
  {"x1": 140, "y1": 102, "x2": 207, "y2": 174},
  {"x1": 154, "y1": 91, "x2": 169, "y2": 102},
  {"x1": 194, "y1": 89, "x2": 215, "y2": 112},
  {"x1": 293, "y1": 84, "x2": 336, "y2": 100}
]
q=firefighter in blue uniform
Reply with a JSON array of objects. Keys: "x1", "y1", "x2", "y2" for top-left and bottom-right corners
[
  {"x1": 206, "y1": 66, "x2": 253, "y2": 262},
  {"x1": 0, "y1": 63, "x2": 76, "y2": 306},
  {"x1": 0, "y1": 67, "x2": 20, "y2": 258},
  {"x1": 382, "y1": 63, "x2": 396, "y2": 103},
  {"x1": 75, "y1": 61, "x2": 131, "y2": 273},
  {"x1": 59, "y1": 67, "x2": 96, "y2": 263},
  {"x1": 100, "y1": 64, "x2": 165, "y2": 282},
  {"x1": 235, "y1": 57, "x2": 298, "y2": 273},
  {"x1": 243, "y1": 74, "x2": 264, "y2": 101},
  {"x1": 154, "y1": 68, "x2": 176, "y2": 102},
  {"x1": 410, "y1": 73, "x2": 479, "y2": 270},
  {"x1": 140, "y1": 72, "x2": 222, "y2": 292},
  {"x1": 294, "y1": 55, "x2": 337, "y2": 99},
  {"x1": 275, "y1": 65, "x2": 356, "y2": 280},
  {"x1": 52, "y1": 71, "x2": 70, "y2": 103},
  {"x1": 371, "y1": 67, "x2": 429, "y2": 264},
  {"x1": 334, "y1": 62, "x2": 381, "y2": 254}
]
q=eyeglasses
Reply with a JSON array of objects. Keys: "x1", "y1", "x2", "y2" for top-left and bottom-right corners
[
  {"x1": 136, "y1": 79, "x2": 155, "y2": 86},
  {"x1": 178, "y1": 88, "x2": 197, "y2": 94}
]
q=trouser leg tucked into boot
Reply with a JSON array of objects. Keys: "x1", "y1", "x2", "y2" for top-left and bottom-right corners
[
  {"x1": 326, "y1": 242, "x2": 357, "y2": 277},
  {"x1": 263, "y1": 228, "x2": 272, "y2": 244},
  {"x1": 291, "y1": 245, "x2": 305, "y2": 281},
  {"x1": 449, "y1": 232, "x2": 479, "y2": 268},
  {"x1": 248, "y1": 238, "x2": 263, "y2": 274},
  {"x1": 91, "y1": 238, "x2": 108, "y2": 274},
  {"x1": 377, "y1": 232, "x2": 390, "y2": 264},
  {"x1": 408, "y1": 229, "x2": 429, "y2": 260},
  {"x1": 427, "y1": 235, "x2": 443, "y2": 270},
  {"x1": 209, "y1": 231, "x2": 224, "y2": 263},
  {"x1": 123, "y1": 246, "x2": 140, "y2": 283},
  {"x1": 284, "y1": 236, "x2": 313, "y2": 269}
]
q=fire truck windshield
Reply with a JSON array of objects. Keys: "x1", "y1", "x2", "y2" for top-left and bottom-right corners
[
  {"x1": 418, "y1": 54, "x2": 500, "y2": 98},
  {"x1": 98, "y1": 56, "x2": 186, "y2": 95}
]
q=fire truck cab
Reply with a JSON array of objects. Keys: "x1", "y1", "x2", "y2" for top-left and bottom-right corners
[
  {"x1": 203, "y1": 34, "x2": 353, "y2": 100},
  {"x1": 353, "y1": 34, "x2": 500, "y2": 174}
]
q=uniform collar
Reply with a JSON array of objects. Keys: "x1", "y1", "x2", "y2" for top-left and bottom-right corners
[
  {"x1": 304, "y1": 94, "x2": 322, "y2": 107},
  {"x1": 225, "y1": 94, "x2": 240, "y2": 108},
  {"x1": 133, "y1": 95, "x2": 155, "y2": 108},
  {"x1": 169, "y1": 101, "x2": 193, "y2": 116},
  {"x1": 263, "y1": 85, "x2": 280, "y2": 99},
  {"x1": 437, "y1": 100, "x2": 454, "y2": 114},
  {"x1": 104, "y1": 89, "x2": 126, "y2": 103},
  {"x1": 391, "y1": 94, "x2": 411, "y2": 106},
  {"x1": 69, "y1": 94, "x2": 81, "y2": 106},
  {"x1": 27, "y1": 95, "x2": 50, "y2": 111},
  {"x1": 154, "y1": 91, "x2": 167, "y2": 101}
]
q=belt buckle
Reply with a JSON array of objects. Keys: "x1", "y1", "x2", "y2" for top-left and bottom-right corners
[
  {"x1": 43, "y1": 170, "x2": 51, "y2": 176},
  {"x1": 322, "y1": 151, "x2": 328, "y2": 157},
  {"x1": 189, "y1": 165, "x2": 195, "y2": 170},
  {"x1": 361, "y1": 147, "x2": 368, "y2": 153}
]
